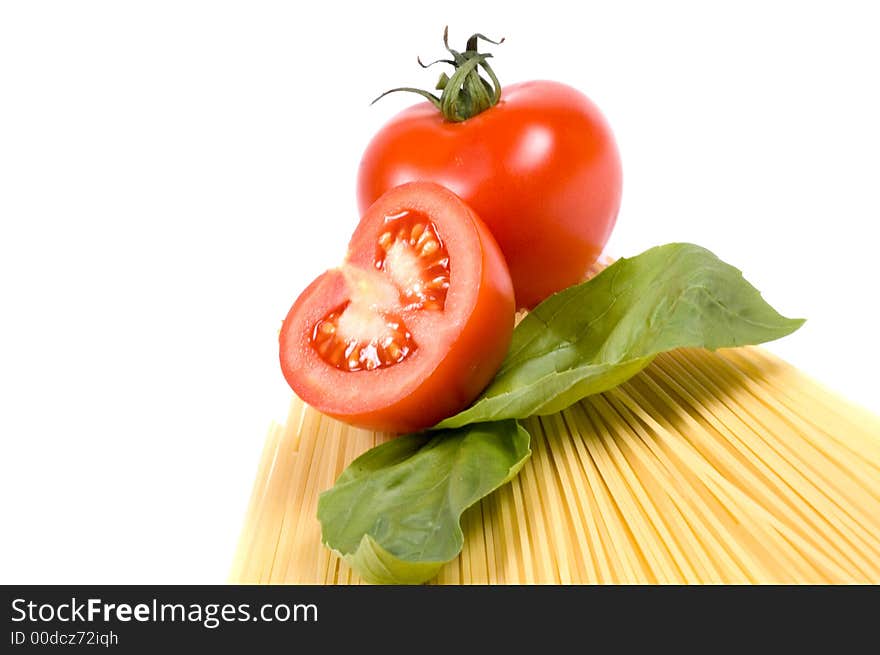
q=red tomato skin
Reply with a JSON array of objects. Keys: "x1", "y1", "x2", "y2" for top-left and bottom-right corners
[
  {"x1": 279, "y1": 182, "x2": 514, "y2": 433},
  {"x1": 357, "y1": 80, "x2": 622, "y2": 309}
]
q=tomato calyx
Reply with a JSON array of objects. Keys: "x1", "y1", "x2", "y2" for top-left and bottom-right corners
[{"x1": 372, "y1": 26, "x2": 505, "y2": 123}]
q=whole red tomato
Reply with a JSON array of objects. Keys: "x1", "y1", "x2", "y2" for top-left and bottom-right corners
[{"x1": 357, "y1": 32, "x2": 622, "y2": 309}]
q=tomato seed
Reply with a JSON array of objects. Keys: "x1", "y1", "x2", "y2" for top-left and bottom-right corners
[
  {"x1": 415, "y1": 228, "x2": 433, "y2": 249},
  {"x1": 419, "y1": 240, "x2": 438, "y2": 256}
]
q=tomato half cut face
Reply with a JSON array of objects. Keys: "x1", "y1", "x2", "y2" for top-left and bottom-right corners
[{"x1": 279, "y1": 182, "x2": 515, "y2": 433}]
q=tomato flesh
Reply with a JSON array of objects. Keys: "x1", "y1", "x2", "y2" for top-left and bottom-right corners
[
  {"x1": 357, "y1": 80, "x2": 622, "y2": 309},
  {"x1": 279, "y1": 182, "x2": 515, "y2": 433}
]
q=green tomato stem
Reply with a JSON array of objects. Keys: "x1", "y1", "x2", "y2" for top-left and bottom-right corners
[{"x1": 371, "y1": 26, "x2": 504, "y2": 123}]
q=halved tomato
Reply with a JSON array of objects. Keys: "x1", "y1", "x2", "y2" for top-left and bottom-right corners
[{"x1": 279, "y1": 182, "x2": 515, "y2": 433}]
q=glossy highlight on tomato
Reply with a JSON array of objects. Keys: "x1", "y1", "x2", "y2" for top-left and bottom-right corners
[
  {"x1": 358, "y1": 79, "x2": 622, "y2": 309},
  {"x1": 279, "y1": 182, "x2": 515, "y2": 433}
]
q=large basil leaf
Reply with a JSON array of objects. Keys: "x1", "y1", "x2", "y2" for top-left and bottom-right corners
[
  {"x1": 317, "y1": 420, "x2": 530, "y2": 585},
  {"x1": 437, "y1": 243, "x2": 804, "y2": 428}
]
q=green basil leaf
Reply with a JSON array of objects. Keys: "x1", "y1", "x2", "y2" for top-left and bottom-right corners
[
  {"x1": 317, "y1": 420, "x2": 530, "y2": 585},
  {"x1": 437, "y1": 242, "x2": 804, "y2": 428}
]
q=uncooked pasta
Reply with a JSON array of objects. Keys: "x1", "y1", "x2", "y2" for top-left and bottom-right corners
[{"x1": 230, "y1": 346, "x2": 880, "y2": 584}]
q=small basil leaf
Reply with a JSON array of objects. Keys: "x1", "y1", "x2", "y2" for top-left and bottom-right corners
[
  {"x1": 317, "y1": 420, "x2": 531, "y2": 585},
  {"x1": 438, "y1": 242, "x2": 804, "y2": 427}
]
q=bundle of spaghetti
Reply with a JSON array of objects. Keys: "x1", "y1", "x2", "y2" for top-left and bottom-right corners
[{"x1": 229, "y1": 346, "x2": 880, "y2": 584}]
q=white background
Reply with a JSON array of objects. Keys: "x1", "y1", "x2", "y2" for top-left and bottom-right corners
[{"x1": 1, "y1": 1, "x2": 878, "y2": 583}]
